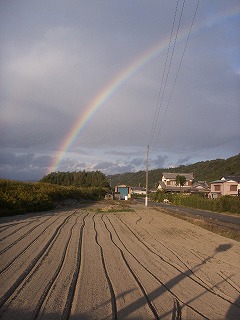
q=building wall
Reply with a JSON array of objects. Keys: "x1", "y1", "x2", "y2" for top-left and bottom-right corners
[
  {"x1": 210, "y1": 181, "x2": 238, "y2": 198},
  {"x1": 162, "y1": 176, "x2": 192, "y2": 187},
  {"x1": 115, "y1": 185, "x2": 131, "y2": 199}
]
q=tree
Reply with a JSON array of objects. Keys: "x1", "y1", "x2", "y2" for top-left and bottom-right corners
[
  {"x1": 175, "y1": 175, "x2": 186, "y2": 193},
  {"x1": 39, "y1": 170, "x2": 109, "y2": 188}
]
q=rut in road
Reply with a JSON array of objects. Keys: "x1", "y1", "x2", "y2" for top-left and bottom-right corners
[
  {"x1": 60, "y1": 213, "x2": 87, "y2": 320},
  {"x1": 117, "y1": 213, "x2": 239, "y2": 307},
  {"x1": 32, "y1": 213, "x2": 87, "y2": 320},
  {"x1": 0, "y1": 210, "x2": 76, "y2": 311},
  {"x1": 0, "y1": 215, "x2": 57, "y2": 256},
  {"x1": 105, "y1": 215, "x2": 185, "y2": 319},
  {"x1": 0, "y1": 206, "x2": 240, "y2": 320},
  {"x1": 107, "y1": 212, "x2": 239, "y2": 318},
  {"x1": 93, "y1": 214, "x2": 117, "y2": 320},
  {"x1": 69, "y1": 212, "x2": 113, "y2": 320},
  {"x1": 0, "y1": 220, "x2": 34, "y2": 242},
  {"x1": 132, "y1": 212, "x2": 236, "y2": 296},
  {"x1": 101, "y1": 215, "x2": 161, "y2": 319},
  {"x1": 0, "y1": 215, "x2": 62, "y2": 274}
]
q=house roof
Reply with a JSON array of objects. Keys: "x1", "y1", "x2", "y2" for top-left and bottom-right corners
[
  {"x1": 210, "y1": 179, "x2": 238, "y2": 184},
  {"x1": 191, "y1": 182, "x2": 210, "y2": 193},
  {"x1": 191, "y1": 181, "x2": 209, "y2": 189},
  {"x1": 162, "y1": 172, "x2": 194, "y2": 180},
  {"x1": 158, "y1": 181, "x2": 166, "y2": 189},
  {"x1": 132, "y1": 187, "x2": 145, "y2": 191},
  {"x1": 117, "y1": 184, "x2": 130, "y2": 187},
  {"x1": 222, "y1": 176, "x2": 240, "y2": 183},
  {"x1": 163, "y1": 185, "x2": 191, "y2": 192}
]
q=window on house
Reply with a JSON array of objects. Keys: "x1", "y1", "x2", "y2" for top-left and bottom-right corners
[
  {"x1": 214, "y1": 185, "x2": 220, "y2": 191},
  {"x1": 230, "y1": 185, "x2": 237, "y2": 191},
  {"x1": 167, "y1": 181, "x2": 170, "y2": 185}
]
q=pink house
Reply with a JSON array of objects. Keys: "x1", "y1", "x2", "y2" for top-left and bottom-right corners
[{"x1": 209, "y1": 179, "x2": 238, "y2": 199}]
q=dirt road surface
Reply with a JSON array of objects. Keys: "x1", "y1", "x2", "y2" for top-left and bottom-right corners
[{"x1": 0, "y1": 202, "x2": 239, "y2": 319}]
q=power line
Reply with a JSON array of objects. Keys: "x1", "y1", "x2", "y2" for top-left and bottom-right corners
[
  {"x1": 148, "y1": 0, "x2": 186, "y2": 149},
  {"x1": 148, "y1": 0, "x2": 180, "y2": 147},
  {"x1": 152, "y1": 0, "x2": 200, "y2": 150},
  {"x1": 145, "y1": 1, "x2": 200, "y2": 203}
]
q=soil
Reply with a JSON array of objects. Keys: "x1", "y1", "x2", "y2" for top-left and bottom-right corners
[{"x1": 0, "y1": 201, "x2": 239, "y2": 319}]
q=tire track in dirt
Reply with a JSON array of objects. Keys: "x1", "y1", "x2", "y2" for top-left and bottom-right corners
[
  {"x1": 70, "y1": 212, "x2": 113, "y2": 320},
  {"x1": 116, "y1": 212, "x2": 240, "y2": 318},
  {"x1": 0, "y1": 214, "x2": 66, "y2": 274},
  {"x1": 112, "y1": 214, "x2": 210, "y2": 318},
  {"x1": 218, "y1": 271, "x2": 240, "y2": 294},
  {"x1": 129, "y1": 212, "x2": 238, "y2": 317},
  {"x1": 136, "y1": 214, "x2": 240, "y2": 304},
  {"x1": 0, "y1": 211, "x2": 76, "y2": 311},
  {"x1": 32, "y1": 215, "x2": 80, "y2": 319},
  {"x1": 131, "y1": 212, "x2": 217, "y2": 290},
  {"x1": 62, "y1": 213, "x2": 87, "y2": 320},
  {"x1": 0, "y1": 218, "x2": 40, "y2": 233},
  {"x1": 105, "y1": 215, "x2": 184, "y2": 319},
  {"x1": 127, "y1": 211, "x2": 240, "y2": 306},
  {"x1": 32, "y1": 213, "x2": 87, "y2": 320},
  {"x1": 93, "y1": 214, "x2": 117, "y2": 320},
  {"x1": 1, "y1": 205, "x2": 239, "y2": 319},
  {"x1": 118, "y1": 214, "x2": 239, "y2": 306},
  {"x1": 101, "y1": 214, "x2": 160, "y2": 320},
  {"x1": 0, "y1": 220, "x2": 34, "y2": 241},
  {"x1": 0, "y1": 215, "x2": 54, "y2": 255}
]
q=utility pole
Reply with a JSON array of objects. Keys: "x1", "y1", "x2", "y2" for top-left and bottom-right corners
[{"x1": 145, "y1": 144, "x2": 149, "y2": 206}]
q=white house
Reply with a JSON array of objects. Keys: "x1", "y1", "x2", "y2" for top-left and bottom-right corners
[
  {"x1": 158, "y1": 172, "x2": 194, "y2": 192},
  {"x1": 131, "y1": 187, "x2": 146, "y2": 195}
]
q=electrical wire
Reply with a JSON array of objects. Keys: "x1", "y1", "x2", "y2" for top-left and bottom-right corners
[
  {"x1": 148, "y1": 0, "x2": 186, "y2": 149},
  {"x1": 148, "y1": 0, "x2": 180, "y2": 147},
  {"x1": 152, "y1": 0, "x2": 200, "y2": 150}
]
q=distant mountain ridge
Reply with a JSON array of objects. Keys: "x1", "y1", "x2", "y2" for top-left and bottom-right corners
[{"x1": 107, "y1": 154, "x2": 240, "y2": 189}]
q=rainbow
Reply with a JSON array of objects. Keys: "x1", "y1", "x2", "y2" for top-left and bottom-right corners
[{"x1": 47, "y1": 5, "x2": 240, "y2": 174}]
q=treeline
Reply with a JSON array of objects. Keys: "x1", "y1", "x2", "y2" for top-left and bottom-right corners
[
  {"x1": 40, "y1": 170, "x2": 109, "y2": 188},
  {"x1": 151, "y1": 191, "x2": 240, "y2": 214},
  {"x1": 108, "y1": 154, "x2": 240, "y2": 188},
  {"x1": 0, "y1": 179, "x2": 107, "y2": 216}
]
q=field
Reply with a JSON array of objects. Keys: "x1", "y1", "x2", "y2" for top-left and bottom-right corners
[{"x1": 0, "y1": 202, "x2": 240, "y2": 319}]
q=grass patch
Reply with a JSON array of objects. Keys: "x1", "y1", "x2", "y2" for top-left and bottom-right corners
[
  {"x1": 95, "y1": 201, "x2": 135, "y2": 213},
  {"x1": 97, "y1": 208, "x2": 135, "y2": 213}
]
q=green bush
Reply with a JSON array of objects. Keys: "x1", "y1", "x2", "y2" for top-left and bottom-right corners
[
  {"x1": 150, "y1": 191, "x2": 240, "y2": 214},
  {"x1": 0, "y1": 179, "x2": 107, "y2": 216}
]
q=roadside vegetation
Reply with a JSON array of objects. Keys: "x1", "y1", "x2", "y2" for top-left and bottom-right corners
[
  {"x1": 0, "y1": 178, "x2": 108, "y2": 216},
  {"x1": 150, "y1": 191, "x2": 240, "y2": 214}
]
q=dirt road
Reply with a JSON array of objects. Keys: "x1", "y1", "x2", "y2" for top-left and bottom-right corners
[{"x1": 0, "y1": 202, "x2": 240, "y2": 319}]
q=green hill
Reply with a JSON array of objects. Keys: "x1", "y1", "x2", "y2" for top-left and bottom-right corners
[{"x1": 107, "y1": 154, "x2": 240, "y2": 189}]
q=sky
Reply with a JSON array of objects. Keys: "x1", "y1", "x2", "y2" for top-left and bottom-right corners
[{"x1": 0, "y1": 0, "x2": 239, "y2": 181}]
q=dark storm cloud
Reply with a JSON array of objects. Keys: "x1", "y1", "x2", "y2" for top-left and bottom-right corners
[
  {"x1": 0, "y1": 1, "x2": 239, "y2": 180},
  {"x1": 150, "y1": 155, "x2": 169, "y2": 168},
  {"x1": 0, "y1": 151, "x2": 53, "y2": 181},
  {"x1": 0, "y1": 152, "x2": 35, "y2": 167},
  {"x1": 105, "y1": 150, "x2": 140, "y2": 157}
]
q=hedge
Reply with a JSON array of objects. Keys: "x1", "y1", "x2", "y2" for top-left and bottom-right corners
[{"x1": 150, "y1": 191, "x2": 240, "y2": 214}]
